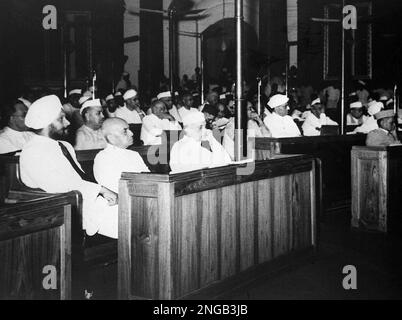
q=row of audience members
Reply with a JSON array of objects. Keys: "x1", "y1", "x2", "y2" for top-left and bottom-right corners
[{"x1": 0, "y1": 86, "x2": 401, "y2": 239}]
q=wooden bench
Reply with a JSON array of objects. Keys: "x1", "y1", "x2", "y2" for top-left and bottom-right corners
[
  {"x1": 118, "y1": 155, "x2": 319, "y2": 300},
  {"x1": 255, "y1": 134, "x2": 367, "y2": 214},
  {"x1": 0, "y1": 192, "x2": 76, "y2": 299},
  {"x1": 351, "y1": 145, "x2": 402, "y2": 233}
]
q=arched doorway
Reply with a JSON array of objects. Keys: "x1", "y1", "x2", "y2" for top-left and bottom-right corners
[{"x1": 202, "y1": 18, "x2": 259, "y2": 89}]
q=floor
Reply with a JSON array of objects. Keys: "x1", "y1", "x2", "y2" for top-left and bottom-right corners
[{"x1": 86, "y1": 211, "x2": 402, "y2": 300}]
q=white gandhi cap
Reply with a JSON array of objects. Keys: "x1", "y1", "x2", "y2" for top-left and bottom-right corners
[
  {"x1": 182, "y1": 111, "x2": 206, "y2": 127},
  {"x1": 80, "y1": 99, "x2": 102, "y2": 115},
  {"x1": 268, "y1": 94, "x2": 289, "y2": 109},
  {"x1": 25, "y1": 95, "x2": 63, "y2": 130}
]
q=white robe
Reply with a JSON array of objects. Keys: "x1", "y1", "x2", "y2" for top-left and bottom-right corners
[
  {"x1": 0, "y1": 127, "x2": 34, "y2": 154},
  {"x1": 20, "y1": 135, "x2": 118, "y2": 238},
  {"x1": 302, "y1": 113, "x2": 338, "y2": 136},
  {"x1": 346, "y1": 114, "x2": 369, "y2": 126},
  {"x1": 170, "y1": 134, "x2": 231, "y2": 174},
  {"x1": 93, "y1": 144, "x2": 150, "y2": 193},
  {"x1": 115, "y1": 105, "x2": 142, "y2": 124},
  {"x1": 140, "y1": 114, "x2": 182, "y2": 145},
  {"x1": 168, "y1": 105, "x2": 183, "y2": 123},
  {"x1": 263, "y1": 112, "x2": 301, "y2": 138},
  {"x1": 178, "y1": 107, "x2": 199, "y2": 120},
  {"x1": 353, "y1": 116, "x2": 378, "y2": 134}
]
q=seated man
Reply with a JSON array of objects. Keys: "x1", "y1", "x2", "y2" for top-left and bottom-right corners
[
  {"x1": 347, "y1": 101, "x2": 368, "y2": 125},
  {"x1": 264, "y1": 94, "x2": 302, "y2": 138},
  {"x1": 302, "y1": 98, "x2": 338, "y2": 136},
  {"x1": 75, "y1": 99, "x2": 107, "y2": 150},
  {"x1": 104, "y1": 94, "x2": 118, "y2": 118},
  {"x1": 170, "y1": 111, "x2": 232, "y2": 173},
  {"x1": 0, "y1": 100, "x2": 34, "y2": 154},
  {"x1": 366, "y1": 110, "x2": 401, "y2": 147},
  {"x1": 140, "y1": 100, "x2": 182, "y2": 145},
  {"x1": 178, "y1": 93, "x2": 199, "y2": 120},
  {"x1": 115, "y1": 89, "x2": 144, "y2": 124},
  {"x1": 202, "y1": 104, "x2": 219, "y2": 130},
  {"x1": 158, "y1": 91, "x2": 182, "y2": 123},
  {"x1": 20, "y1": 95, "x2": 118, "y2": 239},
  {"x1": 62, "y1": 89, "x2": 82, "y2": 120},
  {"x1": 94, "y1": 118, "x2": 150, "y2": 193}
]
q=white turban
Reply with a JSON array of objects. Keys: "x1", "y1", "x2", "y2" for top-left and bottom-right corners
[
  {"x1": 80, "y1": 99, "x2": 102, "y2": 115},
  {"x1": 268, "y1": 94, "x2": 289, "y2": 109},
  {"x1": 25, "y1": 95, "x2": 62, "y2": 130},
  {"x1": 350, "y1": 101, "x2": 363, "y2": 109},
  {"x1": 123, "y1": 89, "x2": 138, "y2": 100},
  {"x1": 182, "y1": 111, "x2": 205, "y2": 127},
  {"x1": 157, "y1": 91, "x2": 171, "y2": 100}
]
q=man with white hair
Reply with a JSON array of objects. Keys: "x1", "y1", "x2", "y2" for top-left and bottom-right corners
[
  {"x1": 353, "y1": 100, "x2": 383, "y2": 134},
  {"x1": 302, "y1": 98, "x2": 338, "y2": 136},
  {"x1": 263, "y1": 94, "x2": 302, "y2": 138},
  {"x1": 347, "y1": 101, "x2": 369, "y2": 125},
  {"x1": 115, "y1": 89, "x2": 144, "y2": 124},
  {"x1": 20, "y1": 95, "x2": 118, "y2": 239},
  {"x1": 140, "y1": 100, "x2": 182, "y2": 145},
  {"x1": 75, "y1": 99, "x2": 107, "y2": 150},
  {"x1": 170, "y1": 111, "x2": 231, "y2": 173},
  {"x1": 366, "y1": 110, "x2": 401, "y2": 146},
  {"x1": 158, "y1": 91, "x2": 182, "y2": 123},
  {"x1": 94, "y1": 118, "x2": 150, "y2": 193}
]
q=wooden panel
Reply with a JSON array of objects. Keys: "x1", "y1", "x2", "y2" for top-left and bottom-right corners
[
  {"x1": 257, "y1": 179, "x2": 274, "y2": 263},
  {"x1": 0, "y1": 195, "x2": 72, "y2": 300}
]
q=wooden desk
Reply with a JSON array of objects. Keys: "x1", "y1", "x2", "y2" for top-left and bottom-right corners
[
  {"x1": 351, "y1": 145, "x2": 402, "y2": 233},
  {"x1": 255, "y1": 134, "x2": 367, "y2": 213},
  {"x1": 118, "y1": 156, "x2": 318, "y2": 300},
  {"x1": 0, "y1": 192, "x2": 75, "y2": 299}
]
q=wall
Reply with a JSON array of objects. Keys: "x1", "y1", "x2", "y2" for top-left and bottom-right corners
[{"x1": 123, "y1": 0, "x2": 140, "y2": 87}]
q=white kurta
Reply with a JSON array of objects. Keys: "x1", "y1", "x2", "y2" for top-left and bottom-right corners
[
  {"x1": 178, "y1": 107, "x2": 199, "y2": 120},
  {"x1": 93, "y1": 144, "x2": 150, "y2": 193},
  {"x1": 346, "y1": 114, "x2": 369, "y2": 126},
  {"x1": 169, "y1": 105, "x2": 183, "y2": 123},
  {"x1": 170, "y1": 134, "x2": 232, "y2": 174},
  {"x1": 75, "y1": 125, "x2": 107, "y2": 150},
  {"x1": 19, "y1": 135, "x2": 118, "y2": 238},
  {"x1": 115, "y1": 105, "x2": 142, "y2": 124},
  {"x1": 302, "y1": 113, "x2": 338, "y2": 136},
  {"x1": 353, "y1": 116, "x2": 378, "y2": 134},
  {"x1": 263, "y1": 112, "x2": 301, "y2": 138},
  {"x1": 140, "y1": 114, "x2": 182, "y2": 145},
  {"x1": 0, "y1": 127, "x2": 34, "y2": 154}
]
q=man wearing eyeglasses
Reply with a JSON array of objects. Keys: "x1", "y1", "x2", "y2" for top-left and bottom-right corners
[{"x1": 115, "y1": 89, "x2": 145, "y2": 124}]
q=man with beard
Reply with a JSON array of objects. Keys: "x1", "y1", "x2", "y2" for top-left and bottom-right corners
[
  {"x1": 20, "y1": 95, "x2": 118, "y2": 239},
  {"x1": 62, "y1": 89, "x2": 82, "y2": 120},
  {"x1": 75, "y1": 99, "x2": 107, "y2": 150}
]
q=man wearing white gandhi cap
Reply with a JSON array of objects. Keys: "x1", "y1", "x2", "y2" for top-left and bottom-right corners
[
  {"x1": 263, "y1": 94, "x2": 302, "y2": 138},
  {"x1": 20, "y1": 95, "x2": 119, "y2": 239},
  {"x1": 353, "y1": 100, "x2": 383, "y2": 134},
  {"x1": 114, "y1": 89, "x2": 144, "y2": 124},
  {"x1": 169, "y1": 111, "x2": 231, "y2": 173},
  {"x1": 157, "y1": 91, "x2": 183, "y2": 123},
  {"x1": 74, "y1": 99, "x2": 107, "y2": 151},
  {"x1": 366, "y1": 110, "x2": 401, "y2": 147},
  {"x1": 347, "y1": 101, "x2": 369, "y2": 126}
]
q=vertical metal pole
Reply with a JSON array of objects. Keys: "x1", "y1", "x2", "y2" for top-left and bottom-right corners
[
  {"x1": 62, "y1": 26, "x2": 68, "y2": 99},
  {"x1": 235, "y1": 0, "x2": 245, "y2": 161},
  {"x1": 195, "y1": 20, "x2": 199, "y2": 70},
  {"x1": 169, "y1": 8, "x2": 175, "y2": 100},
  {"x1": 200, "y1": 33, "x2": 205, "y2": 105},
  {"x1": 92, "y1": 71, "x2": 96, "y2": 99},
  {"x1": 257, "y1": 77, "x2": 262, "y2": 116},
  {"x1": 394, "y1": 84, "x2": 398, "y2": 114},
  {"x1": 341, "y1": 0, "x2": 346, "y2": 135}
]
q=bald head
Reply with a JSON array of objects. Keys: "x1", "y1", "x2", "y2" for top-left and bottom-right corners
[
  {"x1": 151, "y1": 101, "x2": 167, "y2": 118},
  {"x1": 102, "y1": 118, "x2": 133, "y2": 149}
]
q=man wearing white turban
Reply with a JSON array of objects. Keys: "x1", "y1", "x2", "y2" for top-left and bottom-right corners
[{"x1": 19, "y1": 95, "x2": 119, "y2": 239}]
